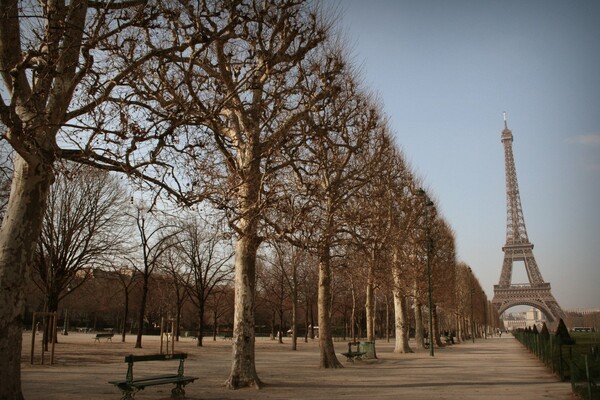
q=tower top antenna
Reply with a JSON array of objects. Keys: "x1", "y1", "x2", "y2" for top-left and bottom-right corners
[{"x1": 503, "y1": 111, "x2": 507, "y2": 129}]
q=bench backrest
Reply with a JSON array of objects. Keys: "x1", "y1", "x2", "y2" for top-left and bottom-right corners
[
  {"x1": 347, "y1": 342, "x2": 360, "y2": 352},
  {"x1": 124, "y1": 353, "x2": 188, "y2": 383},
  {"x1": 124, "y1": 353, "x2": 187, "y2": 363}
]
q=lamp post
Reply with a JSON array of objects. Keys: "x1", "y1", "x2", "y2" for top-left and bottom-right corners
[
  {"x1": 418, "y1": 189, "x2": 435, "y2": 357},
  {"x1": 62, "y1": 286, "x2": 71, "y2": 336}
]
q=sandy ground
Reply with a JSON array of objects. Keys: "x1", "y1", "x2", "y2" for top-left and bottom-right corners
[{"x1": 21, "y1": 332, "x2": 575, "y2": 400}]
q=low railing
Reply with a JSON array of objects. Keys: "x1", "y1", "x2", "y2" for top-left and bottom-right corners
[{"x1": 513, "y1": 330, "x2": 599, "y2": 399}]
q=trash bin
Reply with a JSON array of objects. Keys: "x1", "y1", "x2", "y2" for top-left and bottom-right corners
[{"x1": 359, "y1": 341, "x2": 376, "y2": 359}]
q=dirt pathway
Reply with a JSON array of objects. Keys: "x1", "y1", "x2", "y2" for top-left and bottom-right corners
[{"x1": 21, "y1": 333, "x2": 574, "y2": 399}]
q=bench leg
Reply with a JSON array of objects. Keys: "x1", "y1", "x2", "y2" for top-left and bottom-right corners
[
  {"x1": 118, "y1": 389, "x2": 136, "y2": 400},
  {"x1": 170, "y1": 383, "x2": 185, "y2": 400}
]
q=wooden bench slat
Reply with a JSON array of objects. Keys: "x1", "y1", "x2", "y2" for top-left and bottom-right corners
[
  {"x1": 124, "y1": 353, "x2": 187, "y2": 362},
  {"x1": 109, "y1": 374, "x2": 179, "y2": 385},
  {"x1": 132, "y1": 374, "x2": 179, "y2": 381},
  {"x1": 124, "y1": 376, "x2": 197, "y2": 389},
  {"x1": 110, "y1": 376, "x2": 197, "y2": 391},
  {"x1": 131, "y1": 376, "x2": 197, "y2": 386}
]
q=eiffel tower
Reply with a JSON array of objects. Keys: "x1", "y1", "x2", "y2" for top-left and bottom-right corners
[{"x1": 492, "y1": 114, "x2": 565, "y2": 324}]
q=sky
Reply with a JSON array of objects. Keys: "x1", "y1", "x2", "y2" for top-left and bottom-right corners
[{"x1": 338, "y1": 0, "x2": 600, "y2": 310}]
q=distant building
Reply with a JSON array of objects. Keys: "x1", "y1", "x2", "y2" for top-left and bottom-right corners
[
  {"x1": 564, "y1": 308, "x2": 600, "y2": 330},
  {"x1": 502, "y1": 307, "x2": 546, "y2": 331}
]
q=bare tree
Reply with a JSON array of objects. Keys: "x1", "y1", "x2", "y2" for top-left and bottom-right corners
[
  {"x1": 410, "y1": 189, "x2": 438, "y2": 350},
  {"x1": 428, "y1": 218, "x2": 457, "y2": 347},
  {"x1": 454, "y1": 262, "x2": 469, "y2": 342},
  {"x1": 288, "y1": 73, "x2": 381, "y2": 367},
  {"x1": 206, "y1": 284, "x2": 235, "y2": 341},
  {"x1": 299, "y1": 253, "x2": 319, "y2": 343},
  {"x1": 109, "y1": 260, "x2": 140, "y2": 343},
  {"x1": 0, "y1": 2, "x2": 211, "y2": 395},
  {"x1": 379, "y1": 149, "x2": 420, "y2": 354},
  {"x1": 159, "y1": 246, "x2": 190, "y2": 342},
  {"x1": 347, "y1": 129, "x2": 401, "y2": 344},
  {"x1": 178, "y1": 213, "x2": 233, "y2": 346},
  {"x1": 258, "y1": 240, "x2": 306, "y2": 345},
  {"x1": 117, "y1": 1, "x2": 342, "y2": 387},
  {"x1": 265, "y1": 240, "x2": 311, "y2": 350},
  {"x1": 130, "y1": 205, "x2": 180, "y2": 348},
  {"x1": 31, "y1": 164, "x2": 129, "y2": 338},
  {"x1": 335, "y1": 246, "x2": 365, "y2": 342}
]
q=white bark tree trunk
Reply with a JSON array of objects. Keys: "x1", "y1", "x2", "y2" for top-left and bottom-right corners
[
  {"x1": 225, "y1": 155, "x2": 263, "y2": 388},
  {"x1": 455, "y1": 314, "x2": 462, "y2": 343},
  {"x1": 393, "y1": 290, "x2": 413, "y2": 353},
  {"x1": 365, "y1": 249, "x2": 375, "y2": 341},
  {"x1": 291, "y1": 262, "x2": 298, "y2": 351},
  {"x1": 317, "y1": 247, "x2": 342, "y2": 368},
  {"x1": 226, "y1": 233, "x2": 262, "y2": 388},
  {"x1": 414, "y1": 301, "x2": 425, "y2": 349},
  {"x1": 433, "y1": 305, "x2": 443, "y2": 347},
  {"x1": 350, "y1": 283, "x2": 357, "y2": 342},
  {"x1": 0, "y1": 156, "x2": 53, "y2": 399}
]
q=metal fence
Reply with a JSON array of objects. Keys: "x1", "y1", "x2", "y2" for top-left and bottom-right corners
[{"x1": 512, "y1": 330, "x2": 599, "y2": 400}]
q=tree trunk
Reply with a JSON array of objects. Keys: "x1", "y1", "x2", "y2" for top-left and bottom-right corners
[
  {"x1": 385, "y1": 296, "x2": 390, "y2": 342},
  {"x1": 414, "y1": 302, "x2": 425, "y2": 349},
  {"x1": 197, "y1": 307, "x2": 205, "y2": 347},
  {"x1": 121, "y1": 289, "x2": 129, "y2": 342},
  {"x1": 278, "y1": 307, "x2": 284, "y2": 344},
  {"x1": 433, "y1": 305, "x2": 443, "y2": 347},
  {"x1": 393, "y1": 291, "x2": 413, "y2": 353},
  {"x1": 225, "y1": 233, "x2": 262, "y2": 389},
  {"x1": 212, "y1": 308, "x2": 218, "y2": 341},
  {"x1": 309, "y1": 304, "x2": 315, "y2": 340},
  {"x1": 317, "y1": 249, "x2": 342, "y2": 368},
  {"x1": 365, "y1": 251, "x2": 375, "y2": 341},
  {"x1": 291, "y1": 262, "x2": 298, "y2": 351},
  {"x1": 44, "y1": 291, "x2": 60, "y2": 348},
  {"x1": 304, "y1": 298, "x2": 309, "y2": 343},
  {"x1": 135, "y1": 275, "x2": 149, "y2": 348},
  {"x1": 270, "y1": 310, "x2": 276, "y2": 340},
  {"x1": 455, "y1": 314, "x2": 462, "y2": 344},
  {"x1": 175, "y1": 300, "x2": 182, "y2": 342},
  {"x1": 365, "y1": 284, "x2": 375, "y2": 341},
  {"x1": 0, "y1": 155, "x2": 53, "y2": 400},
  {"x1": 291, "y1": 299, "x2": 297, "y2": 350},
  {"x1": 350, "y1": 283, "x2": 357, "y2": 342}
]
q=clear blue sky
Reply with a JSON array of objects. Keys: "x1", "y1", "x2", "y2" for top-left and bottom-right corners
[{"x1": 339, "y1": 0, "x2": 600, "y2": 309}]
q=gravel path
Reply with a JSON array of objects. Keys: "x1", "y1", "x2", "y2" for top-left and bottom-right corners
[{"x1": 21, "y1": 333, "x2": 574, "y2": 399}]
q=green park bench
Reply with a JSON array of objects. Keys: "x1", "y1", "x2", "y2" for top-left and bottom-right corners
[
  {"x1": 221, "y1": 332, "x2": 233, "y2": 340},
  {"x1": 109, "y1": 353, "x2": 197, "y2": 400},
  {"x1": 94, "y1": 332, "x2": 114, "y2": 342},
  {"x1": 341, "y1": 342, "x2": 366, "y2": 362}
]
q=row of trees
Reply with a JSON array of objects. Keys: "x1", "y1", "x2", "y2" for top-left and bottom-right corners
[
  {"x1": 18, "y1": 163, "x2": 497, "y2": 349},
  {"x1": 0, "y1": 2, "x2": 499, "y2": 398},
  {"x1": 12, "y1": 163, "x2": 234, "y2": 348}
]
